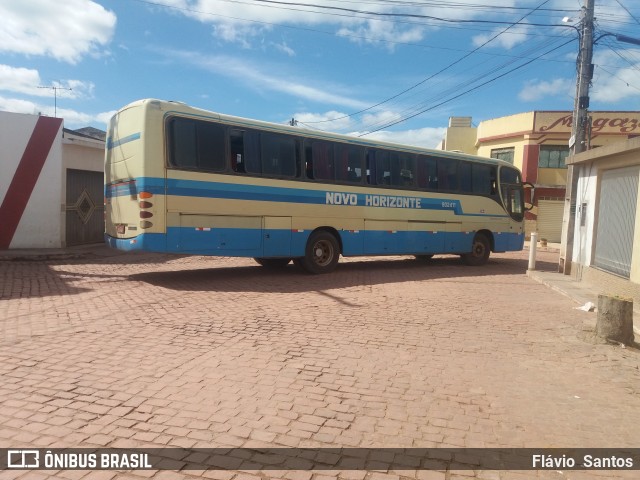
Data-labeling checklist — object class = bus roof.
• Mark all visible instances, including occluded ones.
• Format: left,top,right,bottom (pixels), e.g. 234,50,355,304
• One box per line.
120,98,517,170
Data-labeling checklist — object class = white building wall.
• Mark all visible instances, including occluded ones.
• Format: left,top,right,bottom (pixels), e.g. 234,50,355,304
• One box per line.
572,163,598,269
0,112,63,248
63,135,105,172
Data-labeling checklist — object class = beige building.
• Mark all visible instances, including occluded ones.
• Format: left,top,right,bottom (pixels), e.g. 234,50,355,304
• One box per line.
438,111,640,242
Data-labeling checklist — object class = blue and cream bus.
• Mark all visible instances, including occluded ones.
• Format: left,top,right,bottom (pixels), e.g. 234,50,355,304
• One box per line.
105,99,527,273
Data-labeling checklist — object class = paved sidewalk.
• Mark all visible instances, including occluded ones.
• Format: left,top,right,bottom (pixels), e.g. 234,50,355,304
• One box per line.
0,243,124,262
523,242,640,335
1,245,639,480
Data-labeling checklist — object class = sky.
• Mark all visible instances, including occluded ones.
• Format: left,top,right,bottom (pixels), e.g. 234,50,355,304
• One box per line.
0,0,639,147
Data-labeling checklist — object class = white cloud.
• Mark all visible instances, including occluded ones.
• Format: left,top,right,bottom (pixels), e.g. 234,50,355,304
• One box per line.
591,49,640,103
0,0,116,64
0,65,41,96
518,78,573,102
291,108,446,148
351,127,446,149
0,95,114,128
273,41,296,57
157,0,520,49
0,64,96,101
472,25,532,50
337,20,425,50
165,49,370,110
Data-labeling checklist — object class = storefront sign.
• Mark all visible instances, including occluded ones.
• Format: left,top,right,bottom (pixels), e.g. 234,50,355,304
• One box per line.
534,112,640,134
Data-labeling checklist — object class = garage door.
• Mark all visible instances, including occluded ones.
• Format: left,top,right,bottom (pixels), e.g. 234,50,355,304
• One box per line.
594,167,639,278
537,200,564,243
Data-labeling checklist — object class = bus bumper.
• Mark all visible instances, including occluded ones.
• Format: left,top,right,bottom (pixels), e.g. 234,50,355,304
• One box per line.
104,233,165,252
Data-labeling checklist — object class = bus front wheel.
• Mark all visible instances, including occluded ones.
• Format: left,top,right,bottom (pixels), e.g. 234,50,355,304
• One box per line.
297,231,340,274
462,233,490,266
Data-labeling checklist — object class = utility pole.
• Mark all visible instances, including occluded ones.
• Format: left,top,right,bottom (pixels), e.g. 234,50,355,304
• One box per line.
559,0,595,275
38,85,72,118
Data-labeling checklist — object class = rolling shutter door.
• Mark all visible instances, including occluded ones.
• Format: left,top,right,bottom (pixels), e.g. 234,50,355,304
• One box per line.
594,167,639,278
537,200,564,243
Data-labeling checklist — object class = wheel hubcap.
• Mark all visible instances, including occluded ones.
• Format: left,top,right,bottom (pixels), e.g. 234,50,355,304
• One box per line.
313,241,332,266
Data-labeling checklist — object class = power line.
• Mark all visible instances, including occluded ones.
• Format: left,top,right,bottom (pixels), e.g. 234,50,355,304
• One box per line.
136,0,574,33
613,0,640,26
303,0,556,126
597,65,640,93
358,36,576,135
602,39,640,73
234,0,572,28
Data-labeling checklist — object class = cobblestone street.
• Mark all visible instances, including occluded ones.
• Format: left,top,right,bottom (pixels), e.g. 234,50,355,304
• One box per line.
1,249,639,479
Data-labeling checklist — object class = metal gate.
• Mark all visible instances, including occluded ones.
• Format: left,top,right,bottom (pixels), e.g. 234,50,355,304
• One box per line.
537,200,564,243
594,166,640,278
65,169,104,246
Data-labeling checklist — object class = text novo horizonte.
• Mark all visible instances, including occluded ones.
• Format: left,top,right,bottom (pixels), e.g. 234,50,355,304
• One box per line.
325,192,422,209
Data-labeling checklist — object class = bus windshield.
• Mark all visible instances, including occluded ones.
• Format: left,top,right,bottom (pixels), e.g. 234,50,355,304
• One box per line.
499,167,525,222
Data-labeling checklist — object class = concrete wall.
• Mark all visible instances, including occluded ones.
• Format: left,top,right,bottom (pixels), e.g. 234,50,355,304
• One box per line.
0,112,64,248
0,112,106,249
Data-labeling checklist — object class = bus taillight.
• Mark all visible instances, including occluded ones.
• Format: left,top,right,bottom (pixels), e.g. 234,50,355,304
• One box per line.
140,221,153,229
139,192,153,199
140,211,153,219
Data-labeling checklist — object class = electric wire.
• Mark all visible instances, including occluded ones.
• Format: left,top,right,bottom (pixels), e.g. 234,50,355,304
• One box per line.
302,0,556,126
358,36,577,135
613,0,640,26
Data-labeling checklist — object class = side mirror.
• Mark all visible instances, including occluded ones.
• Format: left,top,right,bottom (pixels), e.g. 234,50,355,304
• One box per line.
523,182,535,211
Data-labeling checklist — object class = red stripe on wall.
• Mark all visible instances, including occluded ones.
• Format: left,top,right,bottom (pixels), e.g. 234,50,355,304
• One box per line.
0,116,63,249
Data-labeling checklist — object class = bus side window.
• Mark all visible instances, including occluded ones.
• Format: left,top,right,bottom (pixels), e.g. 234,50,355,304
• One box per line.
490,166,498,195
303,141,314,179
168,117,225,172
471,164,491,195
335,143,364,184
230,129,245,173
311,140,334,181
198,122,226,171
375,150,391,185
260,133,296,178
459,162,472,193
390,152,415,187
417,155,438,191
169,118,197,168
438,158,458,191
366,150,375,184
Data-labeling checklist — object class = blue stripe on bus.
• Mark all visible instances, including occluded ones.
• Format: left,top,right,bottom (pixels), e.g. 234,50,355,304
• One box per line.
106,132,141,150
105,177,165,197
106,176,509,218
106,229,524,257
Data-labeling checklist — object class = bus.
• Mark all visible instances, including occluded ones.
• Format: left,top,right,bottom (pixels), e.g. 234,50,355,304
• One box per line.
105,99,527,274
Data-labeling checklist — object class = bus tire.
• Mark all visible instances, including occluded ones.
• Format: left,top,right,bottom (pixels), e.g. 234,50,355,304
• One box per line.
298,231,340,274
254,258,291,268
462,233,491,266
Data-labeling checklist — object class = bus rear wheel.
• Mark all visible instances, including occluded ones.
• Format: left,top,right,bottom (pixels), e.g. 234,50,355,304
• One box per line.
462,233,491,266
297,231,340,274
254,258,291,268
